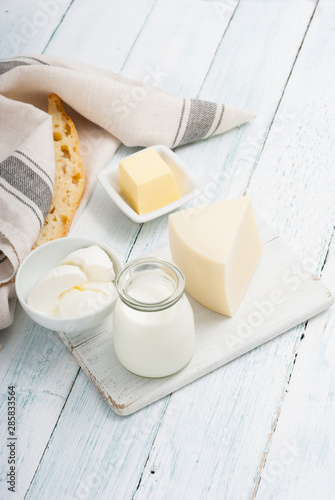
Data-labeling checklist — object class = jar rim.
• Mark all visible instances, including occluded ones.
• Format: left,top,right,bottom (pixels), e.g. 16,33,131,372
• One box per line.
116,257,185,312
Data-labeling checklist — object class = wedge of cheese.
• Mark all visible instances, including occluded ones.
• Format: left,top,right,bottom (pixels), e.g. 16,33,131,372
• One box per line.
119,148,180,215
168,196,262,316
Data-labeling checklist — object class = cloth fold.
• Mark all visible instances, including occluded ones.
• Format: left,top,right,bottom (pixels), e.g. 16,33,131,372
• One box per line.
0,55,256,329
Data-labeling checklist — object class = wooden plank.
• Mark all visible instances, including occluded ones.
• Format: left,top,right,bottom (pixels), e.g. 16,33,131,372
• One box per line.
0,306,78,499
0,0,72,58
43,0,157,71
247,1,335,265
247,0,335,495
24,371,167,500
255,232,335,499
119,0,239,96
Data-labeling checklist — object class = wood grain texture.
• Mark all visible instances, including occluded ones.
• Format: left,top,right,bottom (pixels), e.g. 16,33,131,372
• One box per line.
0,0,72,58
0,307,78,498
25,373,168,500
1,0,335,498
44,0,157,71
247,1,335,497
248,0,335,264
255,233,335,499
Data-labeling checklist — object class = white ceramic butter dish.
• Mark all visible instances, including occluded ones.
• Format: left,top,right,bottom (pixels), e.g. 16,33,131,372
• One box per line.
98,145,202,223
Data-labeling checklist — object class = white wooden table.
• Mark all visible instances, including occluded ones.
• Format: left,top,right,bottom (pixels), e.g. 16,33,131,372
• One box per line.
1,1,335,498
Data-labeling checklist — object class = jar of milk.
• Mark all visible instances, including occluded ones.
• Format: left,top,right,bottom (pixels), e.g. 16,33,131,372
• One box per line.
113,257,195,378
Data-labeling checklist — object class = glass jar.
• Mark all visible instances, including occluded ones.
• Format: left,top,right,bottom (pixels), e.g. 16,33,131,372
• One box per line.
113,257,195,378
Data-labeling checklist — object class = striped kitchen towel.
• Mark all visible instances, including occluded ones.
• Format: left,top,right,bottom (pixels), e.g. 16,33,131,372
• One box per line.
0,55,256,329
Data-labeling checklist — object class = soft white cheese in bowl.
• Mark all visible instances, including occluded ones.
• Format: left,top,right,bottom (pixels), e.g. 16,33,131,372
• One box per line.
15,237,123,333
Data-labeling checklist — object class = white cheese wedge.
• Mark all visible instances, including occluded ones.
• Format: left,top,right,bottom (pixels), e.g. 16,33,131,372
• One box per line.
61,245,115,282
76,280,117,298
168,196,262,317
57,288,114,318
27,265,87,314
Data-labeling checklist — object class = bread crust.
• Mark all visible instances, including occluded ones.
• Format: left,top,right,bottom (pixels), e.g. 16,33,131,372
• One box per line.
34,94,85,247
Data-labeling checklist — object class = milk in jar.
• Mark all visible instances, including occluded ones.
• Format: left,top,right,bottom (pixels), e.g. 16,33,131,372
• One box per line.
113,258,195,378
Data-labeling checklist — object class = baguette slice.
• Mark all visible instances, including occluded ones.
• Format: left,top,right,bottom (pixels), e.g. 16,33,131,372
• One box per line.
34,93,85,247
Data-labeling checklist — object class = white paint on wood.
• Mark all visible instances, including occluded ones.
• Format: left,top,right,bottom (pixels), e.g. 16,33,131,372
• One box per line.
1,0,335,498
44,0,157,72
0,306,78,498
25,370,168,500
0,0,72,58
255,233,335,500
248,0,335,266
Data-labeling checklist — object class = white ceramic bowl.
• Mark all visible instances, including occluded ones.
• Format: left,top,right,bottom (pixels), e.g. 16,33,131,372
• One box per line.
98,145,203,223
15,237,123,334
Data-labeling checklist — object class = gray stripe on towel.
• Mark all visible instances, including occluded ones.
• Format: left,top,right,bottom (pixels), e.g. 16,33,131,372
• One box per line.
171,99,186,148
0,182,43,228
211,104,225,137
20,56,49,65
178,99,217,146
0,248,8,264
16,150,54,186
0,156,52,218
0,60,30,75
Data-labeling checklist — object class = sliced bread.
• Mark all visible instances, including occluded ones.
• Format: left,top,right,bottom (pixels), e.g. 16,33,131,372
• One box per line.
34,93,85,247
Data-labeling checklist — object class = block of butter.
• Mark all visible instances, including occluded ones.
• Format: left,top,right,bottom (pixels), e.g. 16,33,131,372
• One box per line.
119,148,181,215
169,196,262,317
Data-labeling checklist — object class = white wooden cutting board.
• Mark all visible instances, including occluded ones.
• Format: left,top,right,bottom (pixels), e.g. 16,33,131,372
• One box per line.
57,216,333,415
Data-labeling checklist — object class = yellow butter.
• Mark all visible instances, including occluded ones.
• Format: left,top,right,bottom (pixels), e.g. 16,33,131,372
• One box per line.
119,148,181,215
168,196,262,317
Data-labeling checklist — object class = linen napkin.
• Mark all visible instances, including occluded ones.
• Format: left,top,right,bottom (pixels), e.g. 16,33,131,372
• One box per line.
0,55,256,330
